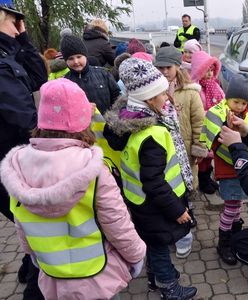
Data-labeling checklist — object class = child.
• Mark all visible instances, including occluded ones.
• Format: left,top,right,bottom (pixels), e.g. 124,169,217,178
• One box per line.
60,34,120,115
200,73,248,265
0,78,146,300
154,45,207,229
104,58,197,299
191,50,225,194
181,39,202,72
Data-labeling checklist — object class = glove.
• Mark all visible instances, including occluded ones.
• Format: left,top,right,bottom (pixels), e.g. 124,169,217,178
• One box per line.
130,259,144,278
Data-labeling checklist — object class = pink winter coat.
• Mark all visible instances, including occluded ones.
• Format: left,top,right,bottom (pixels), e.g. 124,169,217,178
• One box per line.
190,51,225,110
0,138,146,300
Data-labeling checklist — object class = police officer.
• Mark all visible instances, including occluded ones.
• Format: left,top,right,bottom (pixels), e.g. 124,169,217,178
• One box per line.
174,14,200,52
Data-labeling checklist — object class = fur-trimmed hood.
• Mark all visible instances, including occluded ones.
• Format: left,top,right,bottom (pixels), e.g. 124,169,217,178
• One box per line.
0,139,103,218
190,50,221,82
104,96,157,136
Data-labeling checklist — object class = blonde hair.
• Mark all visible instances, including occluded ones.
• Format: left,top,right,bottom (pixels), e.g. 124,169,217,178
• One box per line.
0,10,7,24
89,18,108,34
176,68,192,90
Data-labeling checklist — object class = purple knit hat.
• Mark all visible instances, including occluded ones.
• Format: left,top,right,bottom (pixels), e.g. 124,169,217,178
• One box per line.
127,38,146,55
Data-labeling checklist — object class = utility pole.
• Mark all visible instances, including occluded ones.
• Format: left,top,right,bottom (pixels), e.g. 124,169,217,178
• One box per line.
164,0,168,30
204,0,210,54
132,3,136,32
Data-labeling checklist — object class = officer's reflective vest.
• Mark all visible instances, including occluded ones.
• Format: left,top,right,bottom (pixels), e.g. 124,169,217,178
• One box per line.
91,108,121,170
200,99,248,165
120,126,186,205
10,180,106,279
177,25,196,52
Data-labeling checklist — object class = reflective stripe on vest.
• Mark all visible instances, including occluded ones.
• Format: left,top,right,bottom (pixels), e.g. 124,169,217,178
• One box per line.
200,99,248,165
91,108,121,169
120,126,186,205
177,25,196,52
10,180,106,279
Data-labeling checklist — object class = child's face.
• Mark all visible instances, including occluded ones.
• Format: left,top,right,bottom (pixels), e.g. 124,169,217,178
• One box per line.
203,65,214,80
157,65,179,82
183,50,193,63
146,90,168,113
227,98,248,115
66,54,87,72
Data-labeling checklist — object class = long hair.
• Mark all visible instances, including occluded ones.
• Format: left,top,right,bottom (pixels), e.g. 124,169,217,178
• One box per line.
176,67,192,90
32,127,96,146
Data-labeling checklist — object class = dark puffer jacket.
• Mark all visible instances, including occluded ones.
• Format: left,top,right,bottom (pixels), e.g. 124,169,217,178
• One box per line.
65,63,120,114
103,98,190,246
83,28,115,67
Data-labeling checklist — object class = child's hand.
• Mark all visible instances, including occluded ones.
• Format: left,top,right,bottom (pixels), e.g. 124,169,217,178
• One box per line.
177,209,191,224
226,109,234,129
90,103,96,116
15,20,26,34
218,126,242,146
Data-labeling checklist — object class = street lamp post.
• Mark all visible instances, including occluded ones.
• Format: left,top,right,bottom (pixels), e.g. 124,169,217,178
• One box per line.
164,0,168,30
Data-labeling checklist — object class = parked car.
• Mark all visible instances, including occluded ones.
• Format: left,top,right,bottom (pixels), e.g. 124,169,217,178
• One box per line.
226,26,240,40
208,27,215,34
219,27,248,93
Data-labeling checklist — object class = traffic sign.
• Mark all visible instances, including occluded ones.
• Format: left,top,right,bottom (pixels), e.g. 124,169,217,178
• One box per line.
183,0,204,7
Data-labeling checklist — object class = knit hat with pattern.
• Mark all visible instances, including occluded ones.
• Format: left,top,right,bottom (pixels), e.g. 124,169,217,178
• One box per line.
119,58,168,105
38,78,92,133
60,35,88,61
226,73,248,101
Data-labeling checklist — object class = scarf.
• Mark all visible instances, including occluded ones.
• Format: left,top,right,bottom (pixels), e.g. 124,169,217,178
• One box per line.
127,102,193,191
199,78,224,111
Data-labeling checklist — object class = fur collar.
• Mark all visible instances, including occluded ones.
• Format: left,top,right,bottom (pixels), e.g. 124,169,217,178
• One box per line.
176,82,201,93
104,96,157,136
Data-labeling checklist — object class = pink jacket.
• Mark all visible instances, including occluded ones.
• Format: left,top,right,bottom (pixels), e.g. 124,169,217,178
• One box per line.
0,138,146,300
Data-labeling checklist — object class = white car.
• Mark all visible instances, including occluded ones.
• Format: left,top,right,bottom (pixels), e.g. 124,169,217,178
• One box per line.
208,27,215,34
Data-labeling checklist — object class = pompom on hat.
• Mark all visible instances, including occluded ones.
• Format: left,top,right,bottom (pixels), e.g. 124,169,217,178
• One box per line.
0,0,24,19
60,35,88,61
38,78,92,133
226,73,248,101
119,58,168,104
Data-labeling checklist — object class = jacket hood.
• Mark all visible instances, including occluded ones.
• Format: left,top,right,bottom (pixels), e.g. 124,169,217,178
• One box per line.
190,50,221,82
0,139,103,218
83,28,108,41
50,58,67,73
104,97,157,136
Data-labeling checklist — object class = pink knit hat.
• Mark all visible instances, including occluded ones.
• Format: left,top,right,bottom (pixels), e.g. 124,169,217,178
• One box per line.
38,78,92,133
132,52,153,62
184,39,202,53
190,50,221,82
127,38,146,55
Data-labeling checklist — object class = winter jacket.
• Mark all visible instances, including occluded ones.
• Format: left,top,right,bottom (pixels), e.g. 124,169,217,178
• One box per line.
83,28,115,67
174,83,207,189
229,141,248,195
65,63,120,114
0,31,47,129
104,98,190,246
0,138,146,300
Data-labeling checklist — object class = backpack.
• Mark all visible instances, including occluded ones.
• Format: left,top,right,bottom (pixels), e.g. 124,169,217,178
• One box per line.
231,228,248,264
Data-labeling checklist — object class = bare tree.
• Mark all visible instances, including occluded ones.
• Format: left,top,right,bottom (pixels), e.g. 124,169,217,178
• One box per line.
243,0,248,25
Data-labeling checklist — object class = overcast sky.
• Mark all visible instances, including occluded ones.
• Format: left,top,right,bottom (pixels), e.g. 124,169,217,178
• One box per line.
114,0,243,24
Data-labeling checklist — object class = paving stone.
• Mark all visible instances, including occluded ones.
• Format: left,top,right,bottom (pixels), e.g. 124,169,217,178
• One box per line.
206,260,220,269
0,252,17,264
193,283,213,298
6,295,22,300
227,277,248,294
132,293,148,299
191,274,205,284
119,293,131,300
1,273,17,282
196,229,215,241
212,295,235,300
212,283,228,294
227,269,243,279
0,282,18,298
187,252,199,261
236,295,248,300
128,278,147,294
3,245,19,252
200,248,219,261
205,269,228,284
184,260,205,274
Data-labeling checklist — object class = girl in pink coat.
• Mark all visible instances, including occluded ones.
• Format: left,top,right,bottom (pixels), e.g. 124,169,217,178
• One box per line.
0,78,146,300
191,50,225,194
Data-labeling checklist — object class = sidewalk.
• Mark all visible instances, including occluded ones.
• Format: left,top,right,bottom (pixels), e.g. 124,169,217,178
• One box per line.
1,191,248,299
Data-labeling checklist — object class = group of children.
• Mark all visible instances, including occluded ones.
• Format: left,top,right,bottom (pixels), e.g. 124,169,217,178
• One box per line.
2,28,248,300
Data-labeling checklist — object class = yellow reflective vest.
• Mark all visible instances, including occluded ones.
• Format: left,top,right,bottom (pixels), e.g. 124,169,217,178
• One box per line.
177,25,196,52
200,99,248,165
91,108,121,170
10,180,107,279
120,125,186,205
